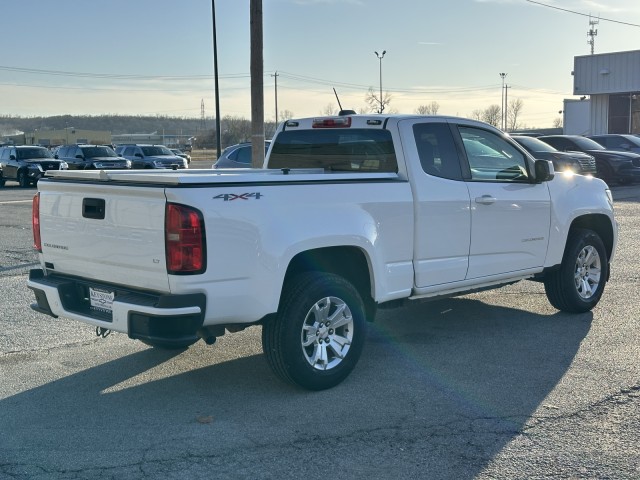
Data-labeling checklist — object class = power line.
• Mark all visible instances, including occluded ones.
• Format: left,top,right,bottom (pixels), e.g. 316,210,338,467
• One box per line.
0,65,250,81
525,0,640,27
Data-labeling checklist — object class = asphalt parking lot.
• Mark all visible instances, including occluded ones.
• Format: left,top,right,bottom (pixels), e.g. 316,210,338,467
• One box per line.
0,178,639,479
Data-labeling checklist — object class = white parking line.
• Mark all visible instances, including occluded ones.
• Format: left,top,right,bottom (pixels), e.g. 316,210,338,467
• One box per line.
0,200,33,205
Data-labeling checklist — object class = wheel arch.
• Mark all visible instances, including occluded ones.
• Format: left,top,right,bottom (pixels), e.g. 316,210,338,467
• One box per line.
283,246,376,321
569,213,615,261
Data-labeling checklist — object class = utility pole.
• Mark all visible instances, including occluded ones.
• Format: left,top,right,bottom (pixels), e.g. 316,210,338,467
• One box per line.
250,0,265,168
272,71,279,126
211,0,222,158
587,15,599,55
200,99,205,132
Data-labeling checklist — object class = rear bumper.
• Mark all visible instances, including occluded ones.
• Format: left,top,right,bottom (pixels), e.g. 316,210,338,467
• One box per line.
27,269,206,345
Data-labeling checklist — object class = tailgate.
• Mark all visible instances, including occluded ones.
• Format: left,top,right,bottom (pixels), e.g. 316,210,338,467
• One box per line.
37,181,170,292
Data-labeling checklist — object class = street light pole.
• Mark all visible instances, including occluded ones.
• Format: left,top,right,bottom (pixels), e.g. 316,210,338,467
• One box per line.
374,50,386,114
499,72,507,130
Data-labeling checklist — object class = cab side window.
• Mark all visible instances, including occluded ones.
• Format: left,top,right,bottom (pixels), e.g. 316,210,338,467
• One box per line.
412,122,463,180
459,126,529,182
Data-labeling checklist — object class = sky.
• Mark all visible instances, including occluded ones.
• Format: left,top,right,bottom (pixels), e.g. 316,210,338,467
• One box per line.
2,0,640,128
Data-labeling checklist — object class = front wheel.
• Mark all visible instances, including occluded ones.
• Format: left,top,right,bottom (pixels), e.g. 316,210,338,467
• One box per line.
262,272,367,390
18,170,30,188
544,228,609,313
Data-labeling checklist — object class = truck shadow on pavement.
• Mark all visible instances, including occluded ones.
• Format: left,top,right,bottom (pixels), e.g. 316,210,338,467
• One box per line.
0,296,592,479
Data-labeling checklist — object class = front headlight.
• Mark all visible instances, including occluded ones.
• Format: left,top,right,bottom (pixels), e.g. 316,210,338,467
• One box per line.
153,160,165,167
93,162,105,169
60,161,69,170
125,159,132,168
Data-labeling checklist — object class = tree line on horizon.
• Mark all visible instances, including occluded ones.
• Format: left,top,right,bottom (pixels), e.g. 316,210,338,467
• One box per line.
0,96,561,150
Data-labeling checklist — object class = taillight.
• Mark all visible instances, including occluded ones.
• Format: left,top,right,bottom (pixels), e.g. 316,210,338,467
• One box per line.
165,203,206,274
32,193,42,252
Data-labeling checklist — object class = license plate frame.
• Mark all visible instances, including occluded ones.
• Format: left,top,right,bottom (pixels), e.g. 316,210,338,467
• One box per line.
89,287,114,314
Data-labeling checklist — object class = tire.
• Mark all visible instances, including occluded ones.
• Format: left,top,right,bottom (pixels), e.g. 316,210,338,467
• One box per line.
139,337,198,350
262,272,367,390
544,228,609,313
18,170,30,188
596,162,613,185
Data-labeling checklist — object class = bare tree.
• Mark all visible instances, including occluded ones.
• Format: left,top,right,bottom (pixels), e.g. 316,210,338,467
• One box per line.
365,87,392,114
220,115,251,147
482,105,501,127
470,109,483,121
415,101,440,115
507,98,524,131
279,110,295,121
322,104,339,116
553,117,563,128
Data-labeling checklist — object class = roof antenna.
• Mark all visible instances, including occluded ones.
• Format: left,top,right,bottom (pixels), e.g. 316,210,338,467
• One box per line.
333,88,356,116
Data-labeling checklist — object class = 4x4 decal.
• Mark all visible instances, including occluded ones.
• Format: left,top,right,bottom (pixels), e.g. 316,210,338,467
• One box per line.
213,192,263,201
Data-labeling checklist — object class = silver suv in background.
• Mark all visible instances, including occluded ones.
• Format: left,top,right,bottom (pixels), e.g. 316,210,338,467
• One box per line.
212,141,270,169
116,144,188,169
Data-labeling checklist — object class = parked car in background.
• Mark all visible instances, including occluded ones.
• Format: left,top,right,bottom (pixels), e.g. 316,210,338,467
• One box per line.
117,144,188,169
212,141,271,169
538,135,640,184
0,145,67,187
55,144,131,170
170,148,191,164
587,134,640,154
511,135,596,175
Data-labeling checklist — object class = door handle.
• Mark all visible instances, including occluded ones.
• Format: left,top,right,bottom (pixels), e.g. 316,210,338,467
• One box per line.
475,195,496,205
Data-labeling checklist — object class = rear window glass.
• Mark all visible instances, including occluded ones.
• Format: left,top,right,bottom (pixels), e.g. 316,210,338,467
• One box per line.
268,128,397,173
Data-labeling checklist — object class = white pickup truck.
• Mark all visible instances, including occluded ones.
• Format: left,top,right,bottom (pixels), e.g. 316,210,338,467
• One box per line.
28,114,617,390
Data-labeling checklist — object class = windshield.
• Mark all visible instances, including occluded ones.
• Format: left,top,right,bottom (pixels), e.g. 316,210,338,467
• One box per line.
571,137,605,150
514,136,557,153
16,148,53,159
141,146,173,156
81,146,118,158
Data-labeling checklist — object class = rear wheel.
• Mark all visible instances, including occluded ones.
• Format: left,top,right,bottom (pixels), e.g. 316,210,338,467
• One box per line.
262,272,367,390
544,228,608,313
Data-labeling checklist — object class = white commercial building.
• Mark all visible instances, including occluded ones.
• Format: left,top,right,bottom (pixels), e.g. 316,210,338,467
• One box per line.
572,49,640,135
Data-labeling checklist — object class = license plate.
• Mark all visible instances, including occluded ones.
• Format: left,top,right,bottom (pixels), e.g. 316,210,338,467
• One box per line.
89,287,114,313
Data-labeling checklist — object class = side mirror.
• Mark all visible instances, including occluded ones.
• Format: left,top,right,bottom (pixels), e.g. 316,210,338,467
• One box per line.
54,154,59,159
75,155,84,159
534,159,554,183
9,155,16,160
134,153,143,158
